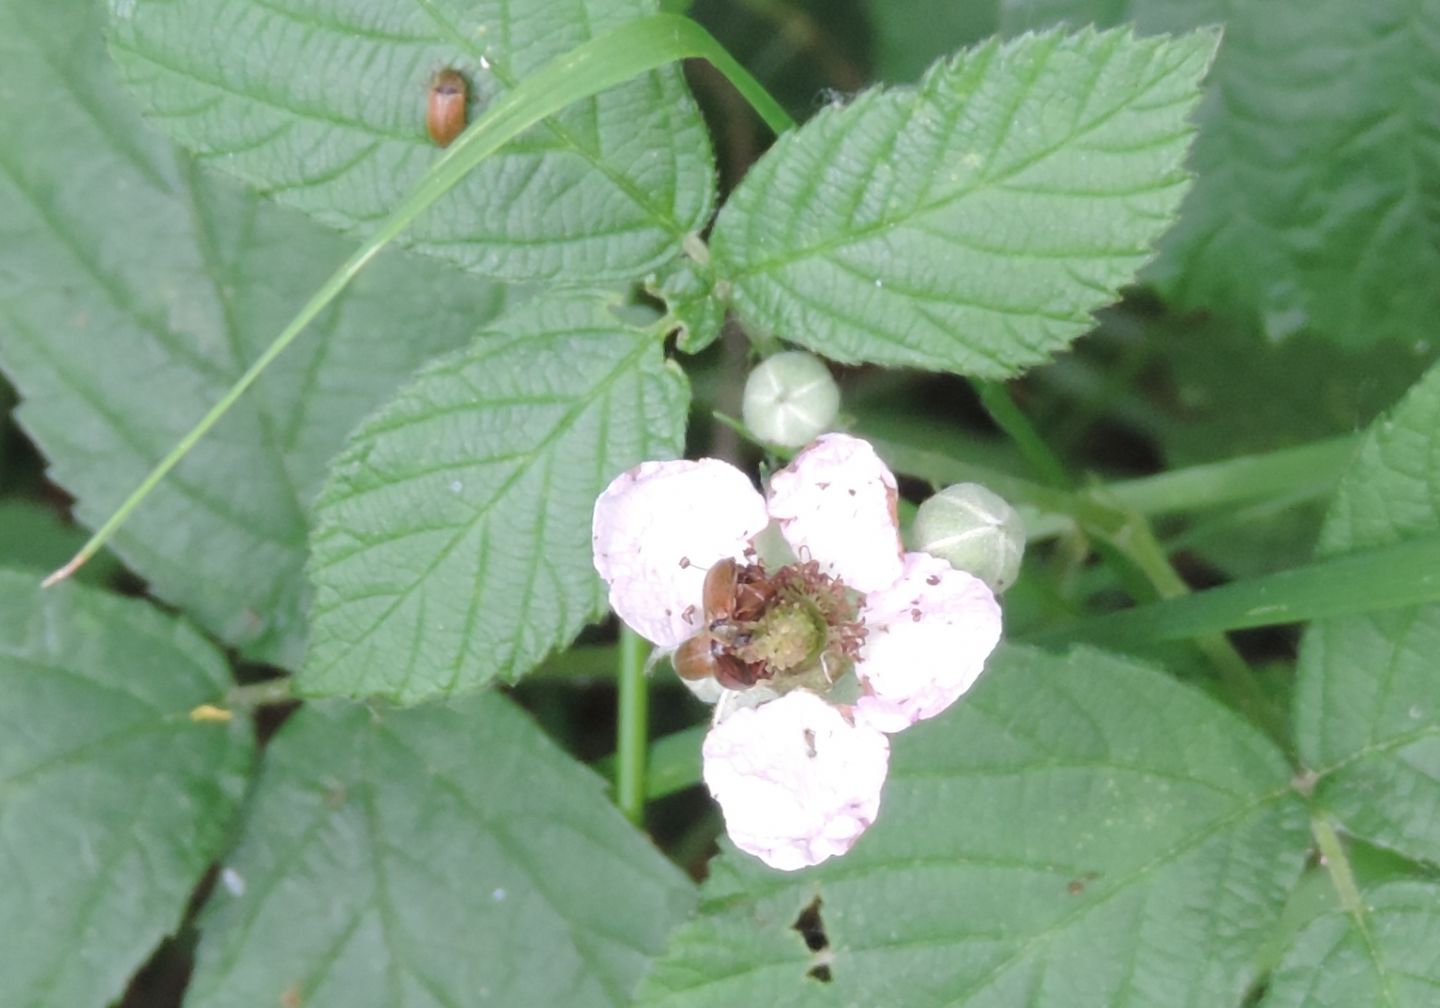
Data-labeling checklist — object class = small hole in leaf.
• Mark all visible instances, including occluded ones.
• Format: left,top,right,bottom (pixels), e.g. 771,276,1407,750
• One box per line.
792,896,834,982
792,896,828,951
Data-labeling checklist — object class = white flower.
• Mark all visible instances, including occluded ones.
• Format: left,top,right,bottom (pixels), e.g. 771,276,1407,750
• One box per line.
702,691,889,870
592,433,1004,869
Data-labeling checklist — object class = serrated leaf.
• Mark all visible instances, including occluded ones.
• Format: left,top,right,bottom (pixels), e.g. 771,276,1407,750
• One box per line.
0,569,252,1008
107,0,715,283
638,645,1307,1008
1002,0,1440,348
0,0,510,667
710,28,1215,378
304,290,688,703
1260,881,1440,1007
1295,362,1440,865
185,694,694,1008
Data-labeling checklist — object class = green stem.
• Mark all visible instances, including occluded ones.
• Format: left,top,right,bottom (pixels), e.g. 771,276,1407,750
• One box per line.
43,14,791,586
615,627,650,826
973,380,1072,488
963,384,1278,735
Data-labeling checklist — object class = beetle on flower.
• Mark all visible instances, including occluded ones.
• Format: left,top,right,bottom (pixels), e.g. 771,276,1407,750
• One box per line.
592,434,1002,870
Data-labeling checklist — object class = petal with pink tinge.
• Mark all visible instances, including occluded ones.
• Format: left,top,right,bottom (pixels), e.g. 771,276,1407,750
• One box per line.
702,690,890,871
766,433,903,593
854,552,1002,733
592,459,768,647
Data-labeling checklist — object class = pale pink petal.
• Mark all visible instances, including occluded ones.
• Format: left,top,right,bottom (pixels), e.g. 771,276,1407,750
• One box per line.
702,690,890,871
592,459,768,647
853,552,1002,733
765,433,903,592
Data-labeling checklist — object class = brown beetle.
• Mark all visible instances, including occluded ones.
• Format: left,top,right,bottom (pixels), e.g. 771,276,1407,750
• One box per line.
673,559,776,688
426,68,467,147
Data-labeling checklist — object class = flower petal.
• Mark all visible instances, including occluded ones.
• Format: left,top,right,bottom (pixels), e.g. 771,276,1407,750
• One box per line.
593,459,768,647
765,433,903,592
853,552,1002,733
702,690,890,871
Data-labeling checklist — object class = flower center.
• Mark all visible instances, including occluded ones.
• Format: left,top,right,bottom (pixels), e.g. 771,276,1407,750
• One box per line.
704,559,866,692
735,599,825,673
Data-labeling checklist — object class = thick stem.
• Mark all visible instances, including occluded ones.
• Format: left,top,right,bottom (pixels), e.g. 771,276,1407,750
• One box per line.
973,380,1072,489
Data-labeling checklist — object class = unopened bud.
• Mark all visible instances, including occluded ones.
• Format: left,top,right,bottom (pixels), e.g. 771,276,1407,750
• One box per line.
742,351,840,448
912,483,1025,592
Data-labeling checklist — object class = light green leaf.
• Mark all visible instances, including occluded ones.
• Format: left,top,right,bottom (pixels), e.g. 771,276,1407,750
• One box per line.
107,0,715,283
1295,362,1440,864
710,28,1215,378
0,0,510,667
1003,0,1440,349
304,290,689,703
185,694,695,1008
638,645,1307,1007
0,570,252,1008
1260,881,1440,1007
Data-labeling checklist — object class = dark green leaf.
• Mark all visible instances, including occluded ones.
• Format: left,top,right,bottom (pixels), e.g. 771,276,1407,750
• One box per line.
185,694,695,1008
639,645,1307,1007
1260,881,1440,1007
0,570,252,1008
0,502,120,586
1296,362,1440,864
866,0,1000,82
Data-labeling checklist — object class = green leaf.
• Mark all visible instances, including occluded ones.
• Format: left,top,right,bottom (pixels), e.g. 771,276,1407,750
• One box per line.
1295,362,1440,864
0,0,511,666
710,28,1216,378
1003,0,1440,349
107,0,715,283
304,290,689,703
0,570,252,1008
638,645,1308,1007
1260,881,1440,1007
185,694,695,1008
0,502,121,587
650,252,727,354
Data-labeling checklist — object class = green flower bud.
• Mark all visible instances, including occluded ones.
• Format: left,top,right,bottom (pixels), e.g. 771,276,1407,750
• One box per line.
742,351,840,448
912,483,1025,592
